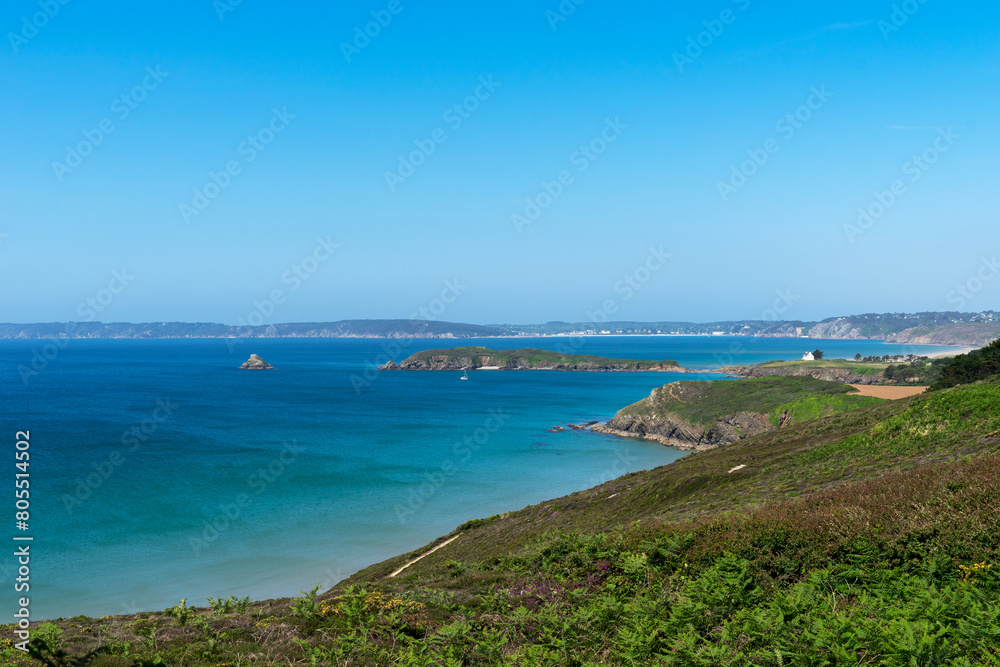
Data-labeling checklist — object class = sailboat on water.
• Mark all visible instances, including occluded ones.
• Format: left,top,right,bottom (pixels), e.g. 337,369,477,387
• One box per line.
460,369,469,380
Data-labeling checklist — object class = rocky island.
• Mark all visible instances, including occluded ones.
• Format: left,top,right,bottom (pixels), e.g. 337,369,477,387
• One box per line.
593,376,885,450
377,346,685,372
239,353,274,370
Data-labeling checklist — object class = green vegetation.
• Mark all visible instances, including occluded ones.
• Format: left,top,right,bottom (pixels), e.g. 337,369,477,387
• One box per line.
751,357,951,385
406,346,679,369
619,376,879,429
757,358,891,376
931,339,1000,390
884,358,950,385
764,392,884,426
8,379,1000,665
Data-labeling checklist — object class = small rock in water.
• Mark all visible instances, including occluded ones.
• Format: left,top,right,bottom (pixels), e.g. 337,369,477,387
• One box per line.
240,353,274,370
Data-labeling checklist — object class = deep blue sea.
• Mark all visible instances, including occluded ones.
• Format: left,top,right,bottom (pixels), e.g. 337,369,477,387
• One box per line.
0,336,958,619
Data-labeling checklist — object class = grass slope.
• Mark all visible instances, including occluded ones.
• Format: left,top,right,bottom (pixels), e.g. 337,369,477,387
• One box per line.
756,359,891,375
617,377,883,429
9,380,1000,665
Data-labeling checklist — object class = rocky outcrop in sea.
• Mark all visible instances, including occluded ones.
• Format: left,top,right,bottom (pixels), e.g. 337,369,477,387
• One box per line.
239,354,274,370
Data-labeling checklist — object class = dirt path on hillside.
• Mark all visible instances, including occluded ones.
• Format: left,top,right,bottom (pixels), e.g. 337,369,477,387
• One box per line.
389,534,461,577
849,385,928,399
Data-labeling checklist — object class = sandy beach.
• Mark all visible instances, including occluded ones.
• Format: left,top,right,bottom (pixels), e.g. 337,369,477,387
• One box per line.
924,346,977,359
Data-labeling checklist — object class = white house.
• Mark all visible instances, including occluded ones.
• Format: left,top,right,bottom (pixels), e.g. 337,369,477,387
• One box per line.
802,351,815,361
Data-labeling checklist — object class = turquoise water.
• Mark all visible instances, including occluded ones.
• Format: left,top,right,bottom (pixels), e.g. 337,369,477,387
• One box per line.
0,336,956,619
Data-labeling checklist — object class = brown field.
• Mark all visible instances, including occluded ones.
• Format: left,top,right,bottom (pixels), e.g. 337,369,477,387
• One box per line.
849,384,928,399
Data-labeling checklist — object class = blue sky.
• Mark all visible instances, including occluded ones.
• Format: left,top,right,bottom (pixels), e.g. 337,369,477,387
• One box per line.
1,0,998,325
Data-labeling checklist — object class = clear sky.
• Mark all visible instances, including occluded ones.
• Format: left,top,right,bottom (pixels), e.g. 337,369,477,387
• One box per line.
1,0,998,325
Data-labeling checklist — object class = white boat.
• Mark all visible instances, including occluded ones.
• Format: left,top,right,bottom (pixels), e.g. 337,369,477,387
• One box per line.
460,369,469,380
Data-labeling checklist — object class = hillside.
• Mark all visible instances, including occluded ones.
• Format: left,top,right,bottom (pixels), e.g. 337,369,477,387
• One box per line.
806,311,998,341
593,377,884,449
885,322,1000,347
11,378,1000,665
380,347,682,372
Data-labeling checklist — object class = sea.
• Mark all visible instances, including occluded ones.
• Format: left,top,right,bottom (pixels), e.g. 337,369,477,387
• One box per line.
0,335,959,620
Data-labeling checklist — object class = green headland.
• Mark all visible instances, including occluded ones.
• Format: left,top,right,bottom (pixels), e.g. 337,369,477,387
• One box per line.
379,346,683,372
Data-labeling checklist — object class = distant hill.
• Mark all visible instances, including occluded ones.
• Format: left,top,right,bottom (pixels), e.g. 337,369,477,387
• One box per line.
0,320,512,340
1,312,997,346
809,312,1000,342
497,311,1000,344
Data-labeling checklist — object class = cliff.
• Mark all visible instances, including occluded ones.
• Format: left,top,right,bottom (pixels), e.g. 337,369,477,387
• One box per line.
885,323,1000,347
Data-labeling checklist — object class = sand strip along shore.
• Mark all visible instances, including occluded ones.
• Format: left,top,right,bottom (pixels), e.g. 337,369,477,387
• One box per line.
850,385,928,399
925,346,977,359
389,534,461,577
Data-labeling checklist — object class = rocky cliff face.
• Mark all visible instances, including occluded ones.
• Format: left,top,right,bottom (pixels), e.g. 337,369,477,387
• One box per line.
592,384,776,451
807,319,866,339
885,324,999,348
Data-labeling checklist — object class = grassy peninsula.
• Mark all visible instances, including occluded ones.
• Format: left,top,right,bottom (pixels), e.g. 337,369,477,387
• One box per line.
382,346,682,372
617,376,881,429
593,377,885,450
9,355,1000,665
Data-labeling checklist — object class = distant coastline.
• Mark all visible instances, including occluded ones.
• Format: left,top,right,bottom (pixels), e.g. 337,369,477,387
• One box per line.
1,313,997,348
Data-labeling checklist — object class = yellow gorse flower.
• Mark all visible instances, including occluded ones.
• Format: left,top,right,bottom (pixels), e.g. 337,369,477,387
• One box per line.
320,591,425,616
959,561,993,580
